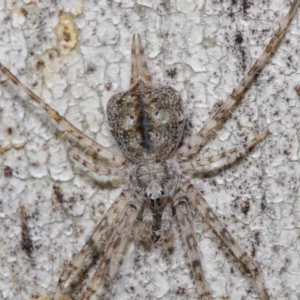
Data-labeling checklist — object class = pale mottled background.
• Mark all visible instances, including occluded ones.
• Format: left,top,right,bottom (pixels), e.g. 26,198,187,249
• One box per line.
0,0,300,299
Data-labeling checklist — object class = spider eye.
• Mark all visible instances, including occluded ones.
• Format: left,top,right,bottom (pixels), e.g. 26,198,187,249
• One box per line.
160,190,165,196
145,192,154,199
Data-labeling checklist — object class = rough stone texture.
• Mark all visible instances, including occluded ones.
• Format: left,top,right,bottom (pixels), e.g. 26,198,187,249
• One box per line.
0,1,300,299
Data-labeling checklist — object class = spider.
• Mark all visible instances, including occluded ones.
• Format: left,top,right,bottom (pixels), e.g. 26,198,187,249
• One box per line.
0,1,299,299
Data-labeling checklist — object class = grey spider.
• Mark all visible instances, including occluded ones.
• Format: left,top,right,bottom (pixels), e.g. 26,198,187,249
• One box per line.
0,1,299,299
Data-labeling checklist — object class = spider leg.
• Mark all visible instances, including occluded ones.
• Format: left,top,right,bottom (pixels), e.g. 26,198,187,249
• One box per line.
80,198,141,300
130,33,153,86
182,182,270,300
134,205,153,249
180,131,268,174
57,131,126,177
0,63,125,167
53,190,130,300
161,203,174,252
174,193,212,300
178,0,300,160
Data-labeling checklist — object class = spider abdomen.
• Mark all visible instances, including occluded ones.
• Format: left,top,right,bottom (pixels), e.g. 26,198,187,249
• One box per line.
107,79,185,162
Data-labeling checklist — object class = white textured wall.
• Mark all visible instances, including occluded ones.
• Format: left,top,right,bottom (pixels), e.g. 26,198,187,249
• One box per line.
0,1,300,299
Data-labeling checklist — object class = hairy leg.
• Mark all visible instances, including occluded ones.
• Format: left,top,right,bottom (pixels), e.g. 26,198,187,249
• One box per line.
134,205,153,249
53,190,130,300
130,33,153,86
180,131,268,174
58,131,126,177
182,181,269,299
174,193,212,300
81,198,141,300
160,203,174,252
0,63,125,167
178,0,300,160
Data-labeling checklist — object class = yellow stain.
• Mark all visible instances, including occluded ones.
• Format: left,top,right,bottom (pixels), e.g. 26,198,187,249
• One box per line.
55,13,78,52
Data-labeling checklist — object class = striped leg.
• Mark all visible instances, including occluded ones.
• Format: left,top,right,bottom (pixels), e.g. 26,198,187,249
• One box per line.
0,63,125,167
181,131,268,174
80,199,141,300
182,182,270,300
130,33,153,86
174,193,212,300
161,203,174,252
57,131,126,177
178,0,300,160
53,190,130,300
134,205,153,249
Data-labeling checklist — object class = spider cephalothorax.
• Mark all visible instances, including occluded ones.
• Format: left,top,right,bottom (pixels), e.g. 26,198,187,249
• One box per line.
129,160,180,209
